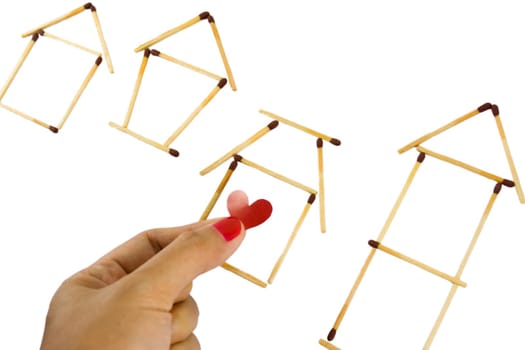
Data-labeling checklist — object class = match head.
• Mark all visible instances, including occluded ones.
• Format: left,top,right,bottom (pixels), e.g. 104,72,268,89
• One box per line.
199,11,210,20
84,2,96,11
95,56,103,66
208,15,216,23
502,179,516,188
308,193,317,204
49,126,59,133
368,240,380,249
218,78,228,89
229,160,238,171
491,104,500,117
329,138,342,146
477,102,492,113
327,328,337,341
267,120,279,130
150,49,161,57
317,138,323,148
31,32,40,41
144,48,151,57
169,148,180,157
494,182,503,194
233,154,243,162
417,152,426,163
38,30,45,36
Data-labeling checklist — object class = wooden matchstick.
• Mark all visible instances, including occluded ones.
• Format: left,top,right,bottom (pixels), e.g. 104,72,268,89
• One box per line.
207,16,237,91
151,49,222,81
21,3,90,38
221,262,267,288
259,109,341,146
319,339,341,350
491,105,525,203
398,102,493,154
56,56,102,130
89,5,114,73
199,121,279,176
327,153,426,341
200,160,238,221
41,31,101,56
268,194,316,284
163,78,227,147
234,155,317,194
109,122,179,157
317,138,327,233
134,12,210,52
368,240,467,287
416,146,515,187
0,102,54,131
0,34,40,101
122,49,151,128
423,183,502,349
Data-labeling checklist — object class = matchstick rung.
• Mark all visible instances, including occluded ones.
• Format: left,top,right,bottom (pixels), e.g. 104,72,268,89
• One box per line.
108,122,179,157
319,339,341,350
221,262,267,288
368,240,467,287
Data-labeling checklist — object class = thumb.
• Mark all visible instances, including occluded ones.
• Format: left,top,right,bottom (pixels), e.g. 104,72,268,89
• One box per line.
125,217,245,305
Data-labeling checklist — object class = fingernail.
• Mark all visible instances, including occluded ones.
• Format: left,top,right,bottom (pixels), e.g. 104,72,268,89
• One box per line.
212,217,242,241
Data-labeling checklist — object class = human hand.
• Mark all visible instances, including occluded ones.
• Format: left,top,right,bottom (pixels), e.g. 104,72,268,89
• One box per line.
40,216,245,350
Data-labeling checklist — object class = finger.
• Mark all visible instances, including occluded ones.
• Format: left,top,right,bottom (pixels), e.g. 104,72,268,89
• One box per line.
175,282,192,304
171,296,199,344
127,217,245,307
170,333,200,350
76,221,215,286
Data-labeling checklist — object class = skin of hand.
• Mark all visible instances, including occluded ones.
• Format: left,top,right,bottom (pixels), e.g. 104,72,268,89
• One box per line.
40,217,245,350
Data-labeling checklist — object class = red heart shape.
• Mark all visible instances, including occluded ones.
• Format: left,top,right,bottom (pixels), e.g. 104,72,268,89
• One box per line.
227,190,272,229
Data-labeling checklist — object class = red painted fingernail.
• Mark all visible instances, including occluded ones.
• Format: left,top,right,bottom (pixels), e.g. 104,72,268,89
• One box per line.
212,217,242,241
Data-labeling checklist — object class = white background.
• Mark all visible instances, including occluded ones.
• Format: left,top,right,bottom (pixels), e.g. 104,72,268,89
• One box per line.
1,1,524,349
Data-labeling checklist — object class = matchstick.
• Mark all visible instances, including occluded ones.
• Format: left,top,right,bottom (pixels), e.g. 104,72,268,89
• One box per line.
151,49,222,81
491,105,525,203
200,160,238,221
319,339,341,350
398,102,493,154
56,56,102,130
221,262,267,288
0,33,40,101
259,109,341,146
368,240,467,287
123,49,151,128
135,12,210,52
89,5,114,73
207,16,237,91
267,194,316,284
21,3,90,38
0,102,54,131
234,155,317,194
317,138,327,233
109,122,179,157
416,146,515,187
199,121,279,176
163,78,227,147
327,152,426,341
41,31,101,56
423,183,502,349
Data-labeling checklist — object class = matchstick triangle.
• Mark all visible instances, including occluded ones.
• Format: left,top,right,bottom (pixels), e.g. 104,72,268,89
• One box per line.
398,102,524,204
21,2,114,73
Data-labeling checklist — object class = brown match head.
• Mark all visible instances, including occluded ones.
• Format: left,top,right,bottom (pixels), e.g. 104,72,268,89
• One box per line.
95,56,103,66
199,11,210,20
477,102,492,113
208,15,216,23
144,48,151,57
49,126,59,133
329,138,342,146
327,328,337,341
417,152,426,163
169,148,180,157
218,78,228,89
317,138,323,148
233,154,243,162
491,104,500,117
150,49,161,57
38,30,45,36
368,240,380,249
308,193,316,204
229,160,238,171
494,182,503,194
84,2,96,11
267,120,279,130
502,179,515,188
31,33,40,41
